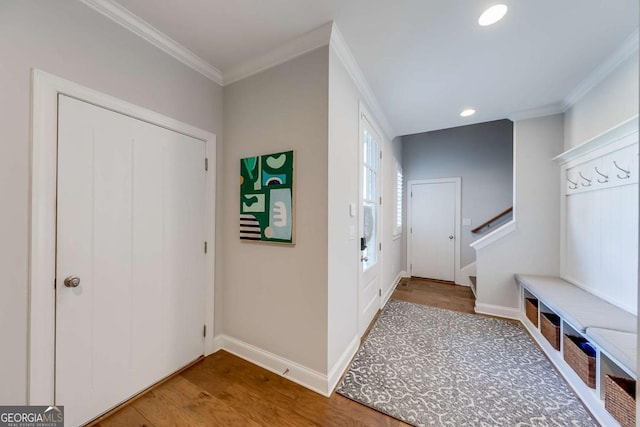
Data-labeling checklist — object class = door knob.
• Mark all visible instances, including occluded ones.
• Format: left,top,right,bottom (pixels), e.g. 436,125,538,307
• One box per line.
64,276,81,288
449,235,454,240
361,255,369,262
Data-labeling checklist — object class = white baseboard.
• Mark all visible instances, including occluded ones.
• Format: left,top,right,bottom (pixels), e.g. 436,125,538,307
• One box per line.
382,271,404,306
214,334,330,396
474,302,521,320
327,335,359,394
400,270,409,278
213,334,225,353
458,262,476,287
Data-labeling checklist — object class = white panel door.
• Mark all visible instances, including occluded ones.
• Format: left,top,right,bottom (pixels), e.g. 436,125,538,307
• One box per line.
410,182,456,281
56,95,206,426
359,119,381,337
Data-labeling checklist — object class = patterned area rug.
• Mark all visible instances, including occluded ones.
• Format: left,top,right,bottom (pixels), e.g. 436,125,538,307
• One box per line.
337,300,597,426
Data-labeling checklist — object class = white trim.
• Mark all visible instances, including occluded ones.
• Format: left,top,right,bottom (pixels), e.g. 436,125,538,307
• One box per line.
330,24,395,140
28,69,217,405
80,0,223,85
474,303,521,320
508,103,565,122
212,335,225,353
216,335,330,396
223,23,333,85
358,102,385,337
563,30,639,110
406,178,462,284
327,335,359,395
507,31,638,123
469,220,516,251
382,271,404,307
458,262,477,287
553,115,639,164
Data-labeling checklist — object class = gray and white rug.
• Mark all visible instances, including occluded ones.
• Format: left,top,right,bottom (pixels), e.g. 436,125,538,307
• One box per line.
337,300,597,426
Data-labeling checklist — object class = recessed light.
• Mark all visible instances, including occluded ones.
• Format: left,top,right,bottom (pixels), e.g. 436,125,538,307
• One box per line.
478,4,508,26
460,109,476,117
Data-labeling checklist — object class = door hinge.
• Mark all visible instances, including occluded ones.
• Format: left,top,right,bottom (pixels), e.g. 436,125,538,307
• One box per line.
379,196,382,205
379,151,382,159
54,278,57,289
203,324,207,337
205,157,209,171
379,289,382,297
410,227,412,234
411,191,413,197
379,242,382,251
410,264,413,272
204,241,208,253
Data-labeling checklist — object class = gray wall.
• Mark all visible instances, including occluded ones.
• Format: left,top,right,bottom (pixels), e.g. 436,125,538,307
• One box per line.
402,119,513,269
222,47,329,373
0,1,223,404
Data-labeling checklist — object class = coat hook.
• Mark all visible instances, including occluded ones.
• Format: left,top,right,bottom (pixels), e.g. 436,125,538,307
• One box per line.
594,166,608,183
578,172,592,187
613,161,630,179
567,176,578,190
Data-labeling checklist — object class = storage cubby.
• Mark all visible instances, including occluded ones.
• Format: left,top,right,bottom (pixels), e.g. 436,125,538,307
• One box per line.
523,291,539,327
516,274,638,425
563,334,596,388
604,375,636,427
539,310,560,351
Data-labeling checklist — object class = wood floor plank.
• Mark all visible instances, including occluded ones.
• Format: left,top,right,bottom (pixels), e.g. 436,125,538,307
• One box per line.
134,376,262,427
95,404,152,427
98,278,475,426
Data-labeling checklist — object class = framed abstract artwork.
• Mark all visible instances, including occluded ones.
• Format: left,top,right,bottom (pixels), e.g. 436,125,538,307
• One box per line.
240,150,295,244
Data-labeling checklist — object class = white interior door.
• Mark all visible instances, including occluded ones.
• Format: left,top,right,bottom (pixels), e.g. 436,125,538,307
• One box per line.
56,95,206,426
410,182,456,281
359,118,381,337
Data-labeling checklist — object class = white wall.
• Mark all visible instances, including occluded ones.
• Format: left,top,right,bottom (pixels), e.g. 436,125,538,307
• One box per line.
0,1,223,405
475,115,563,313
565,54,639,149
327,47,360,372
327,46,402,374
222,47,329,374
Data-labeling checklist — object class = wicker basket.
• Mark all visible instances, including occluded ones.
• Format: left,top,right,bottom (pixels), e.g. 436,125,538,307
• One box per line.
540,312,560,350
525,298,538,327
563,335,596,388
605,375,636,427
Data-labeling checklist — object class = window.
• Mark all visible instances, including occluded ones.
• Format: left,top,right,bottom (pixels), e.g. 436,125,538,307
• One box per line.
395,162,403,235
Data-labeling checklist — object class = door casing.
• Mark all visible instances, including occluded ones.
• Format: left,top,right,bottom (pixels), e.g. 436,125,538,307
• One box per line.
358,103,384,337
28,69,217,405
406,177,461,284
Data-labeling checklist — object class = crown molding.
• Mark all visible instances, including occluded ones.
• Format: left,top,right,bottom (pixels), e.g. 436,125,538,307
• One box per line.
508,102,565,122
563,29,639,110
329,24,396,139
80,0,223,85
222,23,333,85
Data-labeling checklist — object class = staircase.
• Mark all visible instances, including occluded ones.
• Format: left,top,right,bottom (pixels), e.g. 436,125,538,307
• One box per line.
469,276,477,297
471,207,513,235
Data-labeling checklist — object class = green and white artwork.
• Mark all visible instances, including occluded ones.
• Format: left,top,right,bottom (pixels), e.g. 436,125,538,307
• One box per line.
240,150,295,244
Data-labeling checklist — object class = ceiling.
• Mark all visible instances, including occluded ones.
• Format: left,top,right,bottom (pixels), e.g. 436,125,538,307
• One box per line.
112,0,638,137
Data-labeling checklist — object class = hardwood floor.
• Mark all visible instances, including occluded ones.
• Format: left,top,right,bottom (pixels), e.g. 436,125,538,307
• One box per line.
392,276,476,314
95,278,475,427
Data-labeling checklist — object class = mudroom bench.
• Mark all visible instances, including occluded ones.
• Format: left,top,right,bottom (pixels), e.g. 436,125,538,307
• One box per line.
515,274,637,427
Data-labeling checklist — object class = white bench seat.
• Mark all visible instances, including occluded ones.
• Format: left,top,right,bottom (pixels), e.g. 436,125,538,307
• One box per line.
515,274,637,334
586,327,637,376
